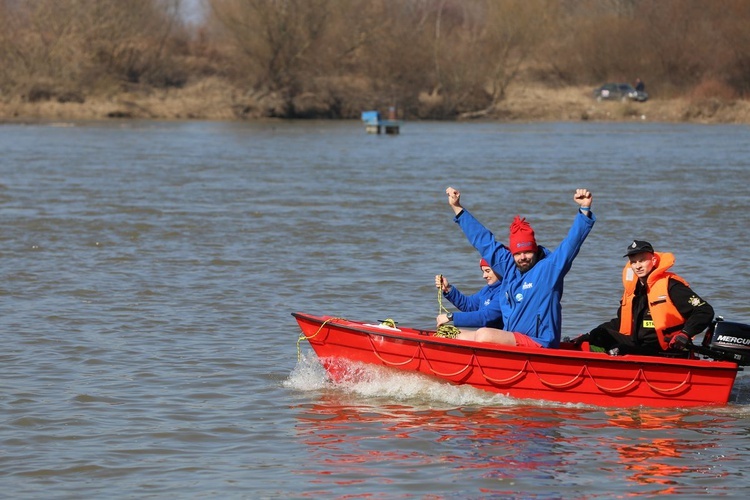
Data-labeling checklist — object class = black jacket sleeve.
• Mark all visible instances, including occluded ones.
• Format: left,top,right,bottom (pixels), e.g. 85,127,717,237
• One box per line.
667,279,714,336
588,306,622,347
591,313,621,336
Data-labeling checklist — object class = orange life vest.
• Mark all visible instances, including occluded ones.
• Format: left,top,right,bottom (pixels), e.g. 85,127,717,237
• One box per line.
618,252,689,350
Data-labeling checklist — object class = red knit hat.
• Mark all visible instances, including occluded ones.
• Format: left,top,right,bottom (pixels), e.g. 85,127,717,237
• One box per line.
509,215,538,254
479,258,490,268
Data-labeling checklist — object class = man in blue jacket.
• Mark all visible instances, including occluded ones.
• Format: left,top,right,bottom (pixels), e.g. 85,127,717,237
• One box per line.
437,187,595,348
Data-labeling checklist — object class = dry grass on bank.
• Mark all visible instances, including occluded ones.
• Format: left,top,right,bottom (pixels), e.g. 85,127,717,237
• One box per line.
489,84,750,124
2,79,750,124
0,78,247,122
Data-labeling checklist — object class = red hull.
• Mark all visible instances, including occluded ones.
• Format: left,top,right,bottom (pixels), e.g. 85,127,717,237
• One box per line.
293,312,740,408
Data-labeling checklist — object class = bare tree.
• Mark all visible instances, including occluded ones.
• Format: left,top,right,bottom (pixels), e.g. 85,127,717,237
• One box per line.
0,0,187,97
3,0,749,118
208,0,333,95
78,0,187,87
410,0,551,117
483,0,551,106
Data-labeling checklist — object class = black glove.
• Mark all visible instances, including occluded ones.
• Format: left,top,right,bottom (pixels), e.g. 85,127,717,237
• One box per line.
668,331,691,350
563,333,589,346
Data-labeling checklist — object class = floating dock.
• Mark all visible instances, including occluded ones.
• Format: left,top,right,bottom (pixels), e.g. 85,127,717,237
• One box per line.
361,109,402,135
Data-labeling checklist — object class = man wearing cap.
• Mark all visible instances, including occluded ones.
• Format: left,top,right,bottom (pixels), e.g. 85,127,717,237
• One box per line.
437,187,595,348
435,258,505,329
584,240,714,355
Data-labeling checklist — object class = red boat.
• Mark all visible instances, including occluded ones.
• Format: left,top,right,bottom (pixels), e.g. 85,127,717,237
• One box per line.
293,312,750,408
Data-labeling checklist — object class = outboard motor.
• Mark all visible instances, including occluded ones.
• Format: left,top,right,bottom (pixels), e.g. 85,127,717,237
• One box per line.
701,318,750,365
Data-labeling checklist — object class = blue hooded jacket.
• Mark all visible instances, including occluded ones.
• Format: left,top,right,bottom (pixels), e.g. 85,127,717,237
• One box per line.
448,247,551,330
445,281,505,329
455,210,595,347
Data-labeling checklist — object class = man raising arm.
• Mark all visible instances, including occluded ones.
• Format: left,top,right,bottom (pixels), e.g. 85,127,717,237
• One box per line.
438,187,595,348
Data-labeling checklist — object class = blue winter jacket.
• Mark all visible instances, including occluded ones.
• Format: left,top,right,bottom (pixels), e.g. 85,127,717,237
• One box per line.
454,209,595,348
445,281,505,329
449,247,551,331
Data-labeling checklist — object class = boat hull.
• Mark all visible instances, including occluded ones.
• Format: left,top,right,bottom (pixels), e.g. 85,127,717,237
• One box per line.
293,312,740,408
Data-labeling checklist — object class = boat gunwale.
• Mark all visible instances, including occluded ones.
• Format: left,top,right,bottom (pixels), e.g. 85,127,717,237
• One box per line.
292,312,741,372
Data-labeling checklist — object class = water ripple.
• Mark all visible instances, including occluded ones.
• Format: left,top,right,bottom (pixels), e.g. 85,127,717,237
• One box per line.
1,120,750,498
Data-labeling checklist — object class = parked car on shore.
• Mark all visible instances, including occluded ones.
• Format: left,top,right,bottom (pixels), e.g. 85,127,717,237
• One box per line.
593,83,648,102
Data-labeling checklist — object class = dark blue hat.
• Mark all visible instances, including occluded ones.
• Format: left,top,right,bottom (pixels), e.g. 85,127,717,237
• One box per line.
623,240,654,257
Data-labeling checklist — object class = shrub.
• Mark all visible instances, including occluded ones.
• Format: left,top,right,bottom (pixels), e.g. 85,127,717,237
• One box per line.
689,79,737,102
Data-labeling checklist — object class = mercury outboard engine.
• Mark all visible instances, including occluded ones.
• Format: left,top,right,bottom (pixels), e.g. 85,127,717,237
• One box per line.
699,317,750,365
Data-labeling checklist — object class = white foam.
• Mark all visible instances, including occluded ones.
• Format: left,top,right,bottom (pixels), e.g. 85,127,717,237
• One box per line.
284,351,332,391
285,353,544,408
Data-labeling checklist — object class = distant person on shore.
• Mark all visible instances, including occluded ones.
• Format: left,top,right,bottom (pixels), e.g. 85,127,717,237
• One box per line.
578,240,714,356
634,78,645,92
436,187,595,348
435,258,505,330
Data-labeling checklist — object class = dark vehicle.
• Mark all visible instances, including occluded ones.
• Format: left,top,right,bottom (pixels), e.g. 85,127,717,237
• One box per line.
593,83,648,102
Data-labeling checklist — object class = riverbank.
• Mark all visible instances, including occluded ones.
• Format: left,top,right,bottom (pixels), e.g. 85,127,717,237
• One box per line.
2,78,749,124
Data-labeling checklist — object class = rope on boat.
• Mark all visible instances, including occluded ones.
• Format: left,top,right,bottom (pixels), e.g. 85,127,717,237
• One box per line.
297,317,344,362
363,330,695,395
435,325,460,338
379,318,397,328
368,335,420,366
435,277,461,339
295,316,696,398
473,356,693,395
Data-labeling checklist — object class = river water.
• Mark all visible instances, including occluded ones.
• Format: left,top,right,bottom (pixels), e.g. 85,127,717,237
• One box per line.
1,119,749,498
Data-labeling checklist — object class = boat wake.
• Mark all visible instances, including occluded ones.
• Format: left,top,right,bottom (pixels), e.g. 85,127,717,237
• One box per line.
285,351,576,409
286,351,750,413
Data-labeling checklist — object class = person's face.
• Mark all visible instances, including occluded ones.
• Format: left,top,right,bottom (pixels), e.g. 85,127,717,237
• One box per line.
628,252,656,280
481,266,500,285
513,251,537,273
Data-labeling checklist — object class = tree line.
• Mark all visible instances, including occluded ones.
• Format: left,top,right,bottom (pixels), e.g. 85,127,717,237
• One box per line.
1,0,748,119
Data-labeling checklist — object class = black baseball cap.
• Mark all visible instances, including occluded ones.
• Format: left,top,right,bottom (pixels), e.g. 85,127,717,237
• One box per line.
623,240,654,257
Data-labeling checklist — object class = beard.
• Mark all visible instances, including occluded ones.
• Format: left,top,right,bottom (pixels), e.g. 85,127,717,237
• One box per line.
515,259,534,273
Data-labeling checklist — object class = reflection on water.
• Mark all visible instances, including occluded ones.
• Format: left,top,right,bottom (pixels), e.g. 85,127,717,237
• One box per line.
600,411,706,491
294,398,565,496
293,398,743,497
288,354,749,497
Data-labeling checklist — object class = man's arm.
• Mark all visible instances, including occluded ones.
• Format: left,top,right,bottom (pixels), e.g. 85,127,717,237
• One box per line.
445,285,482,312
668,279,715,336
445,186,514,276
453,293,504,328
545,192,596,273
454,210,516,278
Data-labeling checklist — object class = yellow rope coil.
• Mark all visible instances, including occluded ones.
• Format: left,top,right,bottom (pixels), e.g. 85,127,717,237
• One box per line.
435,325,460,338
435,278,460,339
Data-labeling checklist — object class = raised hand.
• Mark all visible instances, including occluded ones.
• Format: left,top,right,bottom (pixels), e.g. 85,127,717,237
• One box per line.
446,186,463,215
573,188,592,208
